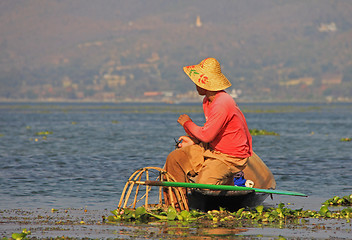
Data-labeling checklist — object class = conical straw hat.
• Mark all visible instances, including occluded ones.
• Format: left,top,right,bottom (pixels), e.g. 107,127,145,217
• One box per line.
183,57,231,91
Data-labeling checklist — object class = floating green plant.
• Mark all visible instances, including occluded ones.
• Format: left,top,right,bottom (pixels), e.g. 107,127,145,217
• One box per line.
318,204,352,221
6,228,31,240
250,129,279,136
108,196,352,225
108,206,201,223
35,131,53,136
323,195,352,206
241,105,322,114
340,137,351,142
111,120,120,124
232,204,351,223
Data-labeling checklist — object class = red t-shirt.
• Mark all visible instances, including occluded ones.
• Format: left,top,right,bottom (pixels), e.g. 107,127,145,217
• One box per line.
183,91,253,158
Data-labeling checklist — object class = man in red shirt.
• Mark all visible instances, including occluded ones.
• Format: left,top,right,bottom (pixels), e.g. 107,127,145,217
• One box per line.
164,57,275,207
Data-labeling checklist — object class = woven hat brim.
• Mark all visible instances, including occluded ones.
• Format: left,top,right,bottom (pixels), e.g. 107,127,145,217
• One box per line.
183,64,231,91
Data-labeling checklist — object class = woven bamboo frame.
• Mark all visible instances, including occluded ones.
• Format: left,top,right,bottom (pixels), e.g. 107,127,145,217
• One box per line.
117,167,189,212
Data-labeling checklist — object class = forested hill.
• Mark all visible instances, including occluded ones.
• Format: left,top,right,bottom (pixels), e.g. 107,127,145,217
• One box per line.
1,0,351,102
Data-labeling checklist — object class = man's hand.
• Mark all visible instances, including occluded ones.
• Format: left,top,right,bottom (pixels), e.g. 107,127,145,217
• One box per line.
177,136,196,148
177,114,192,126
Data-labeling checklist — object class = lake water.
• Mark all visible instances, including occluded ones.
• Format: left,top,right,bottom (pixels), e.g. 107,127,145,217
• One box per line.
0,102,351,210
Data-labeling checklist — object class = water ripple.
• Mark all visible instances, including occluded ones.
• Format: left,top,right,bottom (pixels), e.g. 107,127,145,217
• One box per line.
0,102,351,209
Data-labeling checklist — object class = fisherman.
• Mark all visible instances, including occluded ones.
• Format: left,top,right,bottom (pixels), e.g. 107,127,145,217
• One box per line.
163,57,276,208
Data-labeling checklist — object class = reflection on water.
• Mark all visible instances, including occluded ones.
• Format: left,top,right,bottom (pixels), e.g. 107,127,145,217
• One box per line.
116,222,249,239
0,102,351,210
201,228,248,237
116,216,351,239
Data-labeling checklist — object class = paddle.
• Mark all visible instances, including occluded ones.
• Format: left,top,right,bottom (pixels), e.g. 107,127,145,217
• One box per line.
137,180,307,197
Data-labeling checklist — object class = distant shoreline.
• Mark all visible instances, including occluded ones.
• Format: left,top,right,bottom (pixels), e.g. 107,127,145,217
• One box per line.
1,98,351,104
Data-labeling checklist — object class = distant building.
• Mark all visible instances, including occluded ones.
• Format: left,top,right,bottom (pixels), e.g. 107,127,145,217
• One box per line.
144,92,163,97
321,74,342,85
279,77,315,87
196,15,202,27
229,89,242,98
162,91,173,97
318,22,337,32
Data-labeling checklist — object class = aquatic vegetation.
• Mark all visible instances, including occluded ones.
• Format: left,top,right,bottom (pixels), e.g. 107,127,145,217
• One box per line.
318,204,352,221
340,137,351,142
207,204,351,223
108,196,352,225
28,131,53,141
35,131,53,136
4,229,31,240
323,195,352,206
241,105,322,114
108,206,201,223
250,128,279,136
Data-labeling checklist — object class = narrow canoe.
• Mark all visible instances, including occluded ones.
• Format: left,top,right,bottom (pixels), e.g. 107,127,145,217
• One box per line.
188,151,276,212
187,189,270,212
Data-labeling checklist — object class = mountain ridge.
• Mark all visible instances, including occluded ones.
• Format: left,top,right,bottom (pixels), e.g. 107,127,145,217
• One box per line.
1,0,351,101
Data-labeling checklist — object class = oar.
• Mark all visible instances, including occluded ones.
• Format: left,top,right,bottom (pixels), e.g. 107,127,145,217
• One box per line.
136,180,307,197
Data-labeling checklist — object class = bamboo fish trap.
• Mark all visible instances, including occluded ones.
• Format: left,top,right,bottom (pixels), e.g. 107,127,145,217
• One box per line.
117,167,189,211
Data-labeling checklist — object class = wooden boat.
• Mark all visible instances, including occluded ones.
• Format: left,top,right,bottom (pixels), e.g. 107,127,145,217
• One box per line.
118,154,305,212
187,189,270,212
188,152,277,212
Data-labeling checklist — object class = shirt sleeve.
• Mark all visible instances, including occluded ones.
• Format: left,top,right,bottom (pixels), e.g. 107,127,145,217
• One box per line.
183,103,228,143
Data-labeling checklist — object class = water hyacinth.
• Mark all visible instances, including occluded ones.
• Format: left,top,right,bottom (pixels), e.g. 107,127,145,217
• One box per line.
8,229,31,240
108,206,201,223
249,129,279,136
108,195,352,225
35,131,53,136
323,194,352,206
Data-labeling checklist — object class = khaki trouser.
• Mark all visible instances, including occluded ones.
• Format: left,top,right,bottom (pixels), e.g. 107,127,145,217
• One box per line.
163,144,276,206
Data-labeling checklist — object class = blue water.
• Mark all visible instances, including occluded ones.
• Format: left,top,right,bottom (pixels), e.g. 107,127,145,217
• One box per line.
0,102,351,210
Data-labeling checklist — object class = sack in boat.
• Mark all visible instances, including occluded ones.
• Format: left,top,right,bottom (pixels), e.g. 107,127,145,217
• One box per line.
233,171,247,187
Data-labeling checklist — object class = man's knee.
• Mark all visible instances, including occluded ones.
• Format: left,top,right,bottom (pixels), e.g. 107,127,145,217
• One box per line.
195,159,233,185
165,149,184,166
